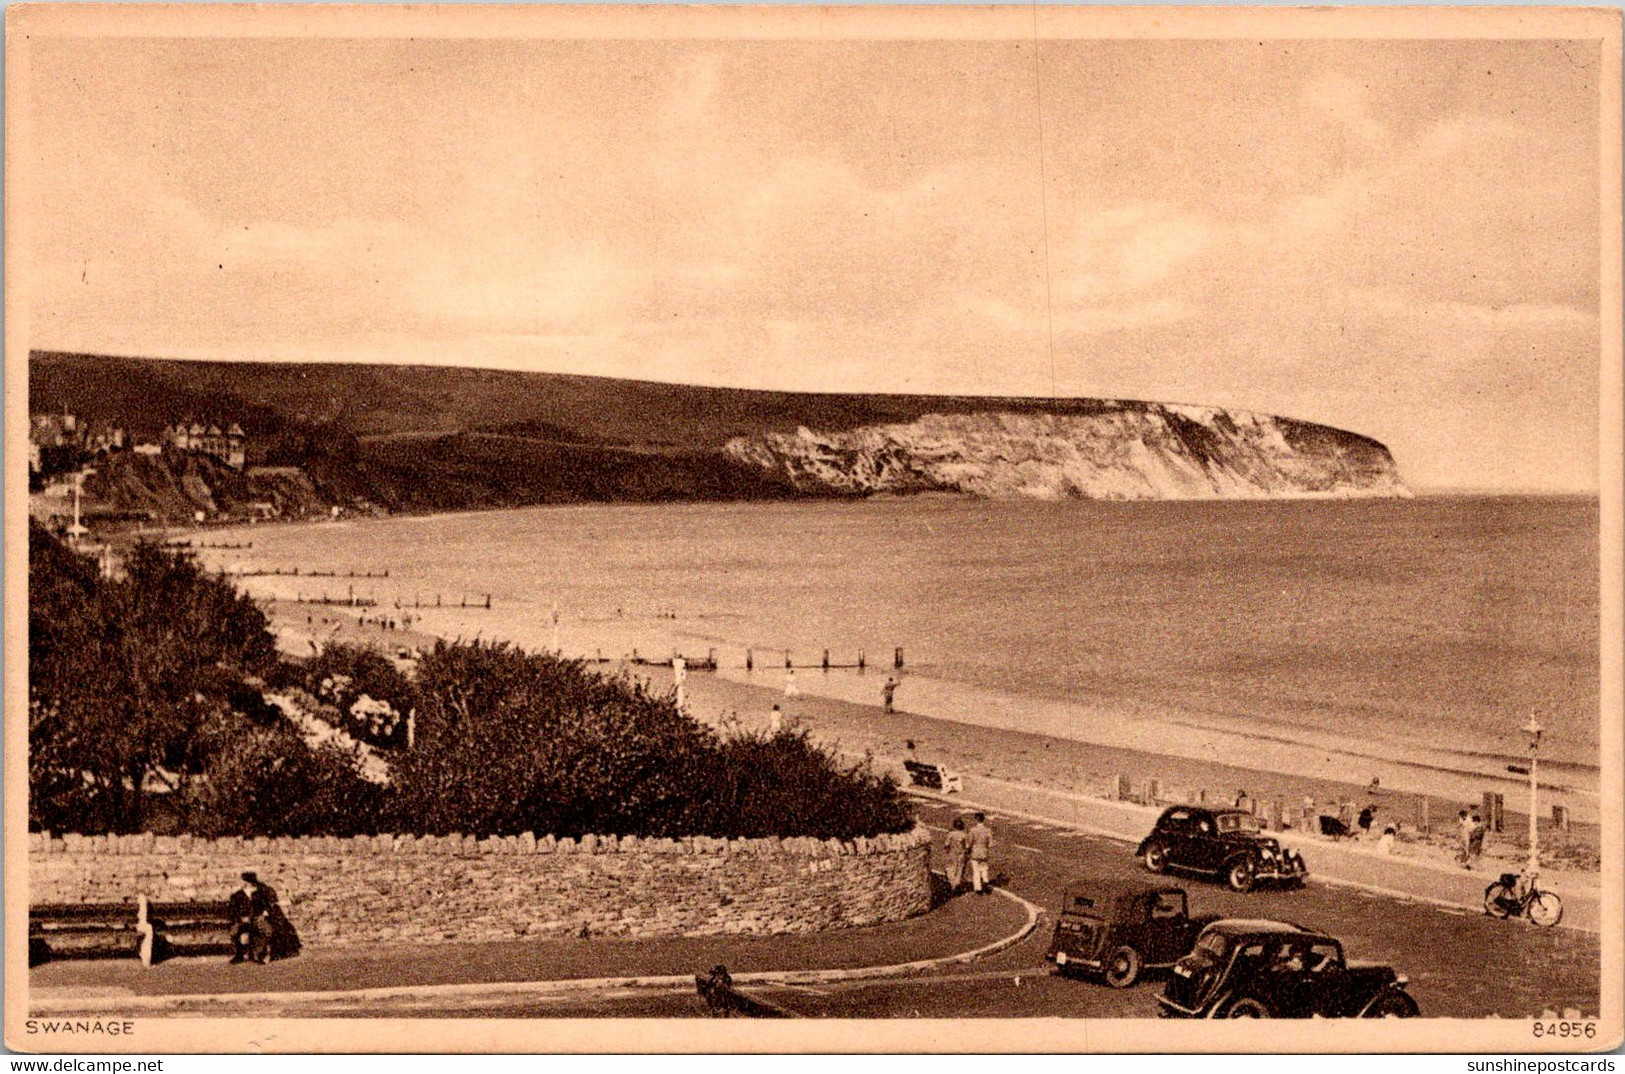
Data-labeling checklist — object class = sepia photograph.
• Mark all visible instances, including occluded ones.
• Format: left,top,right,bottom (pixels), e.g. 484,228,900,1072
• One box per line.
5,3,1620,1054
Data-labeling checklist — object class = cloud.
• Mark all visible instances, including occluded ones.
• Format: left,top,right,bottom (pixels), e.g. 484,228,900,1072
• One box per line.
18,36,1603,490
1054,201,1221,299
1348,288,1595,331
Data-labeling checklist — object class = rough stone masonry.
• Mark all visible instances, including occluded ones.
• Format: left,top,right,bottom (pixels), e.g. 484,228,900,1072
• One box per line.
28,827,934,945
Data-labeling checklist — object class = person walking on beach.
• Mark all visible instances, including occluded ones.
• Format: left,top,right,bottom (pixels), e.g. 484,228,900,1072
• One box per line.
784,667,800,699
882,677,898,714
1468,809,1487,868
769,704,784,734
1457,809,1475,868
968,812,993,894
1357,804,1377,840
943,817,970,895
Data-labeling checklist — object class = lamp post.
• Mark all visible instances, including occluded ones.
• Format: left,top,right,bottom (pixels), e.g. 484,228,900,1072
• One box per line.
67,467,95,545
1522,713,1544,873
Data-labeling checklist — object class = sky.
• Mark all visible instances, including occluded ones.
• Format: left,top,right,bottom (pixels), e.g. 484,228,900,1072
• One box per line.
15,23,1607,491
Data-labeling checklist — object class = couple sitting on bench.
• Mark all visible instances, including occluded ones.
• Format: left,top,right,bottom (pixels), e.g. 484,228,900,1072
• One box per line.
228,872,300,965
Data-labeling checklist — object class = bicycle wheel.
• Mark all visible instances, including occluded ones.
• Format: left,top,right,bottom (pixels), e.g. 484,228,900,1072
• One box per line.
1528,890,1563,928
1484,882,1513,918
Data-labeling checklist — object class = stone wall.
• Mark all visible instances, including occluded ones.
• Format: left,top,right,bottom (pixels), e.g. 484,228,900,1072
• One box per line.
27,827,932,945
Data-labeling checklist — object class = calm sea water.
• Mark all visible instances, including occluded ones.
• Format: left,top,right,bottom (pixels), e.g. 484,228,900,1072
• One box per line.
204,495,1600,794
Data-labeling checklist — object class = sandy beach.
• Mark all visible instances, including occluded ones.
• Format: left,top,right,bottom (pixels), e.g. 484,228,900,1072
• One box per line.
258,596,1600,875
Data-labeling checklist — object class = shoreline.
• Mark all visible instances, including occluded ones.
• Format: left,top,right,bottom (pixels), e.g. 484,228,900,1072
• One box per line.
256,597,1600,875
209,497,1600,827
251,575,1601,809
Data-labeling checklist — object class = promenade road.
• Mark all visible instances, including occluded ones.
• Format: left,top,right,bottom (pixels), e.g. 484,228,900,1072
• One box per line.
236,799,1600,1019
909,772,1604,934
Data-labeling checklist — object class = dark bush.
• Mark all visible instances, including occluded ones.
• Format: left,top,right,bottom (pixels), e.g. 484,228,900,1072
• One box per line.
386,641,719,837
705,730,914,842
386,639,912,840
179,715,384,838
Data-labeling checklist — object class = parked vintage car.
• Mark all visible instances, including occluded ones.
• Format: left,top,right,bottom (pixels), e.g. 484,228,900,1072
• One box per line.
1047,881,1217,988
1135,806,1307,892
1157,919,1419,1018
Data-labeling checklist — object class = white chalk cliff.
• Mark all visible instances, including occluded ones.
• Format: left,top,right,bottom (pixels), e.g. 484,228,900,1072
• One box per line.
723,403,1410,501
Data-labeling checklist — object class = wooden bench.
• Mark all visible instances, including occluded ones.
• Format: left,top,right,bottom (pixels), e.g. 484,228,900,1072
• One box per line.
904,759,963,794
30,896,235,967
29,902,142,965
145,899,235,960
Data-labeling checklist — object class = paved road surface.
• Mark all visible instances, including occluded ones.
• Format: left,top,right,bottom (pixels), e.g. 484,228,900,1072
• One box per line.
284,800,1599,1019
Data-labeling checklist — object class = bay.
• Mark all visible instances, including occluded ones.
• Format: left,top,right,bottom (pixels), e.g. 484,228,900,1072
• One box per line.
201,494,1601,807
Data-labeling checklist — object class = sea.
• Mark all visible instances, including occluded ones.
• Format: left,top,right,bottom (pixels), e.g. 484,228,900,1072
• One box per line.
198,494,1602,817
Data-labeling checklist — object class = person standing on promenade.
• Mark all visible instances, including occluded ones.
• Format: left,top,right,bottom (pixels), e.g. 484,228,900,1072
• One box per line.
882,677,898,714
769,704,784,734
1457,809,1475,867
943,816,970,895
784,667,800,699
1357,804,1377,839
1469,809,1487,868
968,812,993,894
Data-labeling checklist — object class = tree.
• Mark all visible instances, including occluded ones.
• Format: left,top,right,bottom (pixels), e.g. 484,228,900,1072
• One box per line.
28,523,282,832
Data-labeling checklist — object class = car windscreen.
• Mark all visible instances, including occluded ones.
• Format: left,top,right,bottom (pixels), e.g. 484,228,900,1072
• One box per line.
1193,932,1229,960
1217,813,1262,833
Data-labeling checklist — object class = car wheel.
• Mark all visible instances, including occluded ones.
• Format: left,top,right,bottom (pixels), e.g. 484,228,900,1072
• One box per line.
1143,843,1168,874
1483,882,1513,919
1365,991,1419,1018
1104,946,1143,989
1224,996,1272,1018
1226,858,1257,893
1528,892,1564,928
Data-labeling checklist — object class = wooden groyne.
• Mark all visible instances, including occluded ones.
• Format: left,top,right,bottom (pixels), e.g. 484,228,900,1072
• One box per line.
290,593,380,609
744,647,901,672
231,567,390,579
580,646,904,674
614,650,721,672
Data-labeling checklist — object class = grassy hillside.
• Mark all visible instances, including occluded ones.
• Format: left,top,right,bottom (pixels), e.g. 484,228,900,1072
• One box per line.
29,351,1126,448
29,351,1400,519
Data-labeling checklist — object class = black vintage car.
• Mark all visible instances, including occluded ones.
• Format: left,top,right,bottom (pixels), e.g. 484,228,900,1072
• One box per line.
1136,806,1307,892
1157,919,1419,1019
1046,882,1217,988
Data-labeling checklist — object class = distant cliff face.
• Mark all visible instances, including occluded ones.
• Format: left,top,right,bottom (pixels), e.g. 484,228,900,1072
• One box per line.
723,403,1410,501
31,353,1410,511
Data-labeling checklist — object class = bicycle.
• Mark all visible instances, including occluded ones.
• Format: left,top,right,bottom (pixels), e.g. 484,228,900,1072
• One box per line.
1484,871,1563,927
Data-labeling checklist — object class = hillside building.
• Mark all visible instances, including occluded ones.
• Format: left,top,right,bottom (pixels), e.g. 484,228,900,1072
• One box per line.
163,421,246,469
